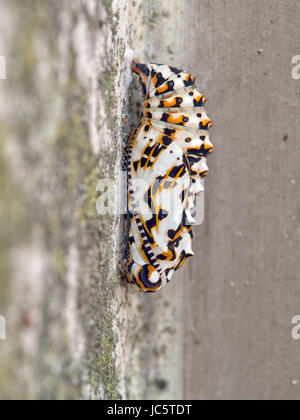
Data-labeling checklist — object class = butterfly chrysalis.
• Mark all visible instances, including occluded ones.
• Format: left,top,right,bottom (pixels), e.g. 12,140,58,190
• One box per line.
125,61,214,293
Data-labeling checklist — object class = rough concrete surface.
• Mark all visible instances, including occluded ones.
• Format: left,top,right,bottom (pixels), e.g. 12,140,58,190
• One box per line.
182,0,300,401
0,0,300,401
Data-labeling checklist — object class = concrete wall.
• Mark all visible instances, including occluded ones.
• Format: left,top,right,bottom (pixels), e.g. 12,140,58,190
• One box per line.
182,0,300,400
0,0,300,400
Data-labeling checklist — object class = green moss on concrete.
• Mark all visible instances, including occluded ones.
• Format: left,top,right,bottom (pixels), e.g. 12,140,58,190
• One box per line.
55,61,121,400
60,7,126,400
103,0,113,19
0,0,130,401
142,9,170,29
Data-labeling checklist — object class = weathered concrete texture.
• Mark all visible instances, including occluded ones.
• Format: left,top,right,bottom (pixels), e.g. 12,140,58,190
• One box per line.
0,0,191,400
181,0,300,400
0,0,131,400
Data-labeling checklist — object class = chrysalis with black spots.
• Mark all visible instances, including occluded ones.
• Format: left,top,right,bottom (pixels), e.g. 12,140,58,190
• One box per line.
125,61,214,293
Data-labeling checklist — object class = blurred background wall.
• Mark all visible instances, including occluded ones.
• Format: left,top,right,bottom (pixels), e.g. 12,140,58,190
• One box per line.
0,0,300,400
